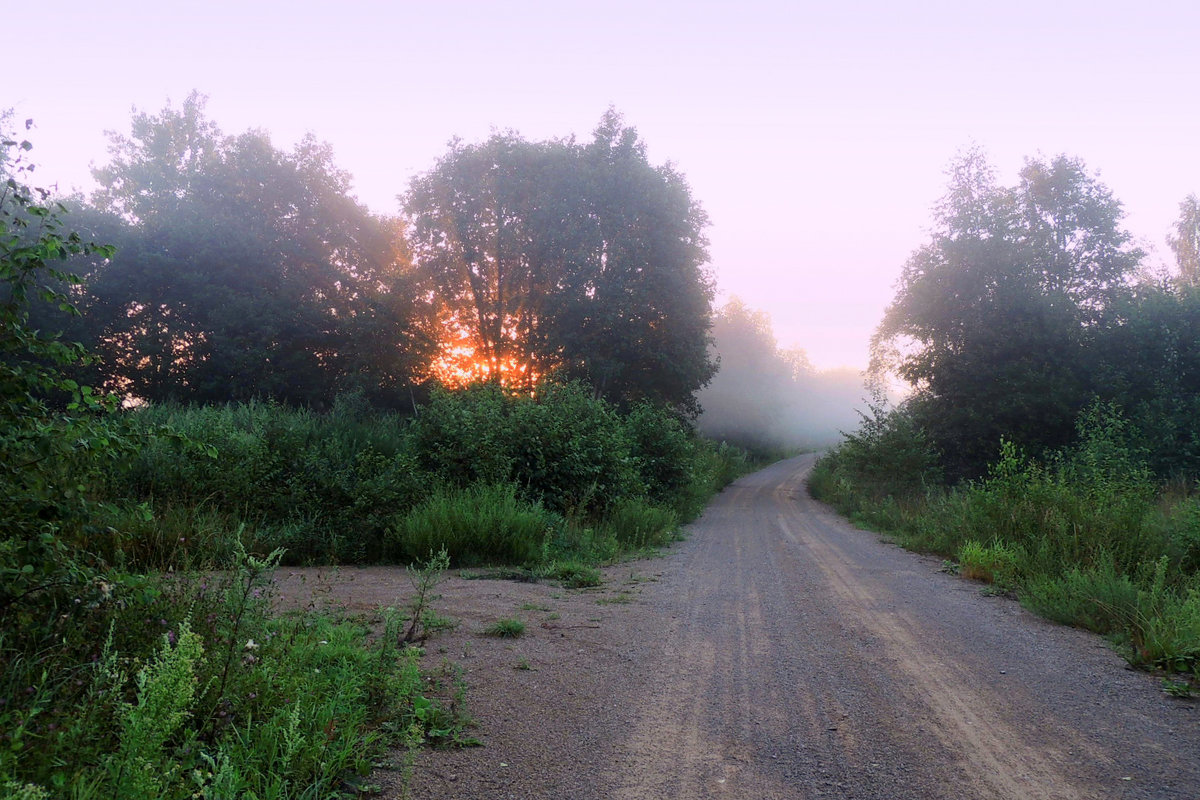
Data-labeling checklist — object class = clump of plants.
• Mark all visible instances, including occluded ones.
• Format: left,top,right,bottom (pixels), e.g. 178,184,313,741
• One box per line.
485,618,526,638
812,399,1200,681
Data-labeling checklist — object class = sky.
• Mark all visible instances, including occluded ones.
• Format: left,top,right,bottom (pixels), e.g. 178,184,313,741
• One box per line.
10,0,1199,370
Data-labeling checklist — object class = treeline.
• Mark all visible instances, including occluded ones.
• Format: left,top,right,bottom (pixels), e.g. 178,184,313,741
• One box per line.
870,150,1200,483
813,151,1200,683
29,93,715,413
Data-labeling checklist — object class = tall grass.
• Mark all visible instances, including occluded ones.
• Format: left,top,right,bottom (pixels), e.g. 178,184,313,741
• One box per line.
811,400,1200,676
387,483,559,566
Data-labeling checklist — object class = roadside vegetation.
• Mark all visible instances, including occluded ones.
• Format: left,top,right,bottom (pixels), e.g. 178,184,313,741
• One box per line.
813,151,1200,688
0,115,755,798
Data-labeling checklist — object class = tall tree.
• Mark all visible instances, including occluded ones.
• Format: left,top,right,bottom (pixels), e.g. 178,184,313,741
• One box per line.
873,151,1143,479
405,134,573,389
1168,194,1200,287
405,111,715,412
552,112,715,413
77,94,434,406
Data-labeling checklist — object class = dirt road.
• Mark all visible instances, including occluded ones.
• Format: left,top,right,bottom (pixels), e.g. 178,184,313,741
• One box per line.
390,455,1200,798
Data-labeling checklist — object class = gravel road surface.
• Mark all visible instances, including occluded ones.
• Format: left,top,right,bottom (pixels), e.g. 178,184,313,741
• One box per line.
299,455,1200,799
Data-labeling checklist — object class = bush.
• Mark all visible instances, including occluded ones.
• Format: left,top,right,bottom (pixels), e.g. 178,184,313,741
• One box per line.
958,539,1024,589
109,400,425,564
387,483,561,566
811,399,941,507
601,498,679,550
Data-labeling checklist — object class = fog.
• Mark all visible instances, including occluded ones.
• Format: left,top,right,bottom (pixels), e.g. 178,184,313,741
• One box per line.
696,299,870,454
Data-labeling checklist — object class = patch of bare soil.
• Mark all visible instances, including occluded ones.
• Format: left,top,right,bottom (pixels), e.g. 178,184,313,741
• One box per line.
276,456,1200,800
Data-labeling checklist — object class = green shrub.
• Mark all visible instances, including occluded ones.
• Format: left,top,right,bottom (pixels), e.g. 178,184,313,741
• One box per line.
601,498,679,549
816,400,942,504
958,539,1024,589
509,382,642,516
387,483,560,566
0,544,440,798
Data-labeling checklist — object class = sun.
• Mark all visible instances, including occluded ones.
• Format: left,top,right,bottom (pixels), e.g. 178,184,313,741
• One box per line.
429,323,538,389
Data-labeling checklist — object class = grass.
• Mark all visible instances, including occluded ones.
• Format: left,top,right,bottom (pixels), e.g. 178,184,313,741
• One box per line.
811,413,1200,681
538,561,603,588
387,483,558,567
485,618,526,638
0,545,466,798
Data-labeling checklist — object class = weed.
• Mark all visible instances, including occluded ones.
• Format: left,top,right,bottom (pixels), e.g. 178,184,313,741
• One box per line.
514,657,532,671
401,548,450,644
540,561,602,588
387,484,560,566
958,539,1024,589
1162,678,1195,698
485,618,526,638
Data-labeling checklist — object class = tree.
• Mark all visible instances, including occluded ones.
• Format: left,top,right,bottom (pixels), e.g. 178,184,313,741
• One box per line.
873,150,1144,479
1168,194,1200,287
78,94,434,406
697,298,865,452
405,111,716,413
1092,281,1200,478
551,112,716,413
695,298,796,449
405,134,573,389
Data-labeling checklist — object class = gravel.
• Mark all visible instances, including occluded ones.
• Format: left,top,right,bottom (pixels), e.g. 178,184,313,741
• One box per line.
278,455,1200,799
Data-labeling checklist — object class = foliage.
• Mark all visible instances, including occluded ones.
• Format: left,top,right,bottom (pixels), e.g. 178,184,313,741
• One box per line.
813,400,1200,675
957,539,1024,590
406,110,716,412
387,483,559,567
810,398,941,505
872,149,1144,480
484,618,526,638
65,92,435,407
1168,193,1200,287
1,542,453,799
1092,282,1200,481
408,381,642,517
113,398,425,564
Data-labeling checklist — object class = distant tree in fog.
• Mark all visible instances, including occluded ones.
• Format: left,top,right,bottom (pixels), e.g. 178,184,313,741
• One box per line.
697,298,864,452
1169,194,1200,287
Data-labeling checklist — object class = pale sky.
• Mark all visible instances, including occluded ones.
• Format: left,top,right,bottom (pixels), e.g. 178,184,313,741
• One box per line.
10,0,1199,369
